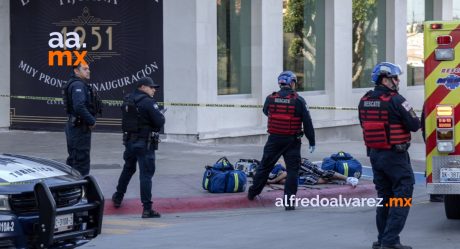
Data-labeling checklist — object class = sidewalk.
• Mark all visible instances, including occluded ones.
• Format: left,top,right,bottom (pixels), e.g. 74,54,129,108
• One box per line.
0,130,427,214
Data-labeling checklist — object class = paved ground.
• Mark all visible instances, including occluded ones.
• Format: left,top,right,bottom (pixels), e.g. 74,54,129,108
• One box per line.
82,187,460,249
0,129,428,214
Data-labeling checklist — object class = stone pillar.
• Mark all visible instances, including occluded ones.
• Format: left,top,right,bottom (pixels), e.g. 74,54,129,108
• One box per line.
163,0,200,137
324,0,353,119
386,0,408,95
0,0,10,128
431,0,453,21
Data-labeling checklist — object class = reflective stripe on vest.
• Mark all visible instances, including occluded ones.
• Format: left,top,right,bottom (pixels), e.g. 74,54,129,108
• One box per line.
358,91,411,149
267,92,302,135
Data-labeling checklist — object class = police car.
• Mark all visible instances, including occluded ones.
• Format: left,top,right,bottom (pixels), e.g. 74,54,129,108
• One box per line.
0,154,104,248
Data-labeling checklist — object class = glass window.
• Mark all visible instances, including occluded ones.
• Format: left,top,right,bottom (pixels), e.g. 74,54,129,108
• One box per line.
407,0,425,86
352,0,386,88
283,0,325,91
217,0,252,95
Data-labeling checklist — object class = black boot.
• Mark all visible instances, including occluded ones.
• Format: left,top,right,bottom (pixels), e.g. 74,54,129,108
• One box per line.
112,192,124,208
142,209,161,218
247,191,257,201
284,206,295,211
381,243,412,249
372,241,381,249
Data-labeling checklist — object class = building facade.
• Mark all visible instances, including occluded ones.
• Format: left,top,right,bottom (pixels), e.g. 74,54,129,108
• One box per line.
0,0,457,142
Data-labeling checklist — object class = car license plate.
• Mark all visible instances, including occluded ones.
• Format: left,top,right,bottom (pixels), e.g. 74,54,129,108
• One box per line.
440,168,460,183
54,214,73,233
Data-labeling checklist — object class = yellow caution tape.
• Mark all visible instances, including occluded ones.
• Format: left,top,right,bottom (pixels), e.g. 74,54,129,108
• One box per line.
0,94,422,112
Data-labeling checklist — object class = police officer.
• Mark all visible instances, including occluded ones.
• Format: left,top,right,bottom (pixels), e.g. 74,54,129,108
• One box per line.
63,63,101,176
358,62,420,249
247,71,315,210
112,77,165,218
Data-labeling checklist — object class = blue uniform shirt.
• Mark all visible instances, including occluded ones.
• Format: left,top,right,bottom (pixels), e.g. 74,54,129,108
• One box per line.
67,76,96,126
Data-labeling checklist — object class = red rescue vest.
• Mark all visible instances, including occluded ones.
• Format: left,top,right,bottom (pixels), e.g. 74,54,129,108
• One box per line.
267,92,302,135
358,91,411,149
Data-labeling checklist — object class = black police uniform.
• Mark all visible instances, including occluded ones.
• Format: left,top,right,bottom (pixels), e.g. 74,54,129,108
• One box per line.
114,87,165,213
358,85,420,247
248,86,315,205
64,75,100,176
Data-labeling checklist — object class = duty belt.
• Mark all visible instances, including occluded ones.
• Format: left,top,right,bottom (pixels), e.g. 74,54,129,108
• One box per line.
371,143,411,153
68,115,85,127
123,132,148,141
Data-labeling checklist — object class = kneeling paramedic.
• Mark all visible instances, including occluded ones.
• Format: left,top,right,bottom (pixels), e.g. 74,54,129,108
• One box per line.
112,77,165,218
247,71,315,210
358,62,420,249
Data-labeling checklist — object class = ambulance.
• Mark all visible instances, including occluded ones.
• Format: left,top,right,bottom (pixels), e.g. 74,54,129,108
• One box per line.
424,21,460,219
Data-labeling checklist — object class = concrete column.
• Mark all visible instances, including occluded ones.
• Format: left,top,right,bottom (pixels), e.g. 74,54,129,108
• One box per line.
432,0,453,21
196,0,218,105
0,1,10,128
386,0,408,95
253,0,283,126
324,0,353,119
259,0,283,100
163,0,199,136
196,0,219,133
165,0,282,140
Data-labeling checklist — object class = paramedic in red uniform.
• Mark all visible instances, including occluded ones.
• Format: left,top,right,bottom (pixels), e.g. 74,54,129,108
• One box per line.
358,62,420,249
247,71,315,210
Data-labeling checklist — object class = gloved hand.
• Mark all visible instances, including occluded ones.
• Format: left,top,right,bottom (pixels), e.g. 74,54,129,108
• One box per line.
346,177,359,187
309,145,315,153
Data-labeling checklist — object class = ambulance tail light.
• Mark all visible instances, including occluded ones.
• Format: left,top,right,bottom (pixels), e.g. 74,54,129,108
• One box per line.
437,35,452,45
437,141,454,152
435,48,454,61
436,105,455,153
437,106,453,116
437,130,453,140
431,23,443,29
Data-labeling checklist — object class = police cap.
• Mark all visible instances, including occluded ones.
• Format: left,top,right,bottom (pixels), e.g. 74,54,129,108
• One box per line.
137,77,160,88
